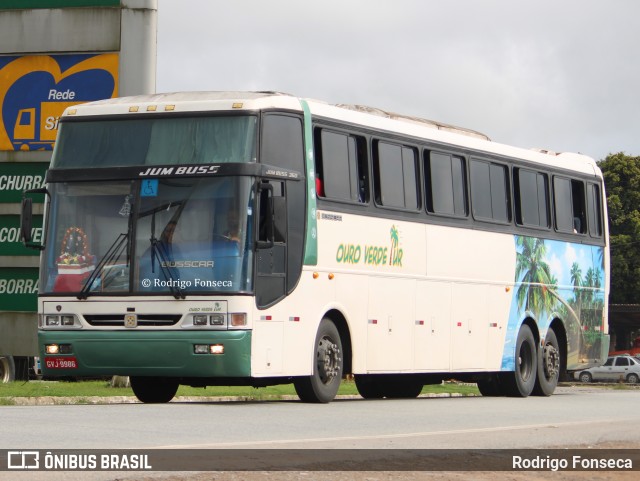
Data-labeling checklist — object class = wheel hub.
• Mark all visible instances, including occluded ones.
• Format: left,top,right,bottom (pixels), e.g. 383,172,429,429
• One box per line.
317,337,341,384
543,343,559,379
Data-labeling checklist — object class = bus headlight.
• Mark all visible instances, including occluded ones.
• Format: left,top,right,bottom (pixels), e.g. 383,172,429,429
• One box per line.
40,314,82,329
186,313,228,329
184,312,247,329
45,344,73,354
193,314,208,326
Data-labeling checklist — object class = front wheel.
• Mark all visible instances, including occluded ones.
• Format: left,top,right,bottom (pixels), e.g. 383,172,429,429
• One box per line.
130,376,179,403
626,373,639,384
503,324,537,397
294,318,343,403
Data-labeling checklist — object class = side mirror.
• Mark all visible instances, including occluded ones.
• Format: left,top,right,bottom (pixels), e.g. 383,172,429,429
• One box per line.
20,197,34,243
20,187,48,251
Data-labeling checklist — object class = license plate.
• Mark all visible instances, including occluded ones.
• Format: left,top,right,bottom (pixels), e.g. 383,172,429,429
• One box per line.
44,357,78,369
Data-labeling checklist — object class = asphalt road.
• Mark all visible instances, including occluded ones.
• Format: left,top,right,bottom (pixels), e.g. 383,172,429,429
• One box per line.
1,386,639,480
1,387,640,450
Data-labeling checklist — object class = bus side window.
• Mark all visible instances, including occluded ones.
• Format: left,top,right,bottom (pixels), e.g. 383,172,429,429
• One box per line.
373,140,419,210
514,168,549,228
571,179,586,234
426,151,467,217
470,158,510,223
587,183,603,238
553,176,586,234
314,128,368,203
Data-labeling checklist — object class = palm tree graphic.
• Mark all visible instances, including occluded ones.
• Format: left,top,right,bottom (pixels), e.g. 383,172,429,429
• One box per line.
389,225,399,265
515,236,586,364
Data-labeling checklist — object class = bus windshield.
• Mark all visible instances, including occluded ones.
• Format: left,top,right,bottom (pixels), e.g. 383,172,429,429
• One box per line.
51,115,258,168
40,177,254,296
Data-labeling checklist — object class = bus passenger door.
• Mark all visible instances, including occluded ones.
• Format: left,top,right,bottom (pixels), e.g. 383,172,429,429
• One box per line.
255,113,306,309
255,180,287,308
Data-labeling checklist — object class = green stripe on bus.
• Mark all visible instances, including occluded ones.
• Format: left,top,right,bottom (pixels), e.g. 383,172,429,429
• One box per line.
299,98,318,265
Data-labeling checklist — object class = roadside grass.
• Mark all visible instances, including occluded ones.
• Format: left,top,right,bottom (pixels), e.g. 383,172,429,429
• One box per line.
0,379,479,400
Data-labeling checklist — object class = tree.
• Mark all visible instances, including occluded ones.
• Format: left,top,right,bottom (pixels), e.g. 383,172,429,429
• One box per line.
598,153,640,303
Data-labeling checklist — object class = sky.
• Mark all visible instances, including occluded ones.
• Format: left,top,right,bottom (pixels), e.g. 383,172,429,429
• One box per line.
156,0,639,162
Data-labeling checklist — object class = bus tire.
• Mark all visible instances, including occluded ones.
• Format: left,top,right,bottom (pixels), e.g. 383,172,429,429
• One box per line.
383,376,423,399
0,356,15,383
533,328,560,396
355,375,385,399
504,324,537,397
294,318,343,403
130,376,179,403
477,375,504,396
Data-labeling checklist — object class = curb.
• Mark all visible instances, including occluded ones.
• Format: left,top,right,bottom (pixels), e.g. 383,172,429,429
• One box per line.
3,392,479,406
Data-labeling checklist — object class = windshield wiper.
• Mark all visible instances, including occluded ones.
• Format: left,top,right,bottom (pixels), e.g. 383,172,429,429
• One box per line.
77,232,128,300
147,205,185,300
149,236,185,300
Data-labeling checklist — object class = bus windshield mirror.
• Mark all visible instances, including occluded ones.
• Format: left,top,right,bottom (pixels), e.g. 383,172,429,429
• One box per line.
77,232,129,300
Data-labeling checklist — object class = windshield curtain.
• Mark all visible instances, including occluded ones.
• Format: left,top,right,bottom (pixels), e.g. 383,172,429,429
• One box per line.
41,178,254,296
51,115,257,168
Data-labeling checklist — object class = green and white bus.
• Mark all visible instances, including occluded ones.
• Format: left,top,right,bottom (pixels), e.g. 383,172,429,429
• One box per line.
21,91,609,403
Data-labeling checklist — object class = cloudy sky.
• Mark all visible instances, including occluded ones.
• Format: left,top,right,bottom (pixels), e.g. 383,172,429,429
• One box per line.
156,0,639,162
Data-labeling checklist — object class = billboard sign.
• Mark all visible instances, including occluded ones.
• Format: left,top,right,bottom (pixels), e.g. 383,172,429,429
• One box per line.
0,268,38,312
0,53,118,151
0,215,43,256
0,162,48,203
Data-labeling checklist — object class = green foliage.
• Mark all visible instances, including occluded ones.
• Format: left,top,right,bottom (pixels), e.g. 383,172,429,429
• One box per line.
599,152,640,303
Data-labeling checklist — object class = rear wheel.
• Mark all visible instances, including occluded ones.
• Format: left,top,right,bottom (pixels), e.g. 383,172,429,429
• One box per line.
533,328,560,396
355,375,422,399
503,324,537,397
355,375,385,399
383,377,423,399
294,319,343,403
130,376,179,403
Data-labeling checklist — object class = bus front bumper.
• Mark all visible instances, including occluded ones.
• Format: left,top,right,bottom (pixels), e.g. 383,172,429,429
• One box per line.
38,330,251,378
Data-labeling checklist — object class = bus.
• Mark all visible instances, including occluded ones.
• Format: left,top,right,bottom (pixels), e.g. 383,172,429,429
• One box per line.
21,91,609,403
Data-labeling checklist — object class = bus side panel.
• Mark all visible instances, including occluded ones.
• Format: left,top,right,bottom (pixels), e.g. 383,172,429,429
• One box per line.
366,277,415,372
426,225,515,372
414,281,451,371
450,283,489,370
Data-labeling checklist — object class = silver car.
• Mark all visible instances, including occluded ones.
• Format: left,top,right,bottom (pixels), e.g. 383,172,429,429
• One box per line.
574,355,640,384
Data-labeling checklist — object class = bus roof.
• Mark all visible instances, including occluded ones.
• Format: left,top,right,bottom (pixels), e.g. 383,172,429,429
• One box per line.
64,91,601,177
